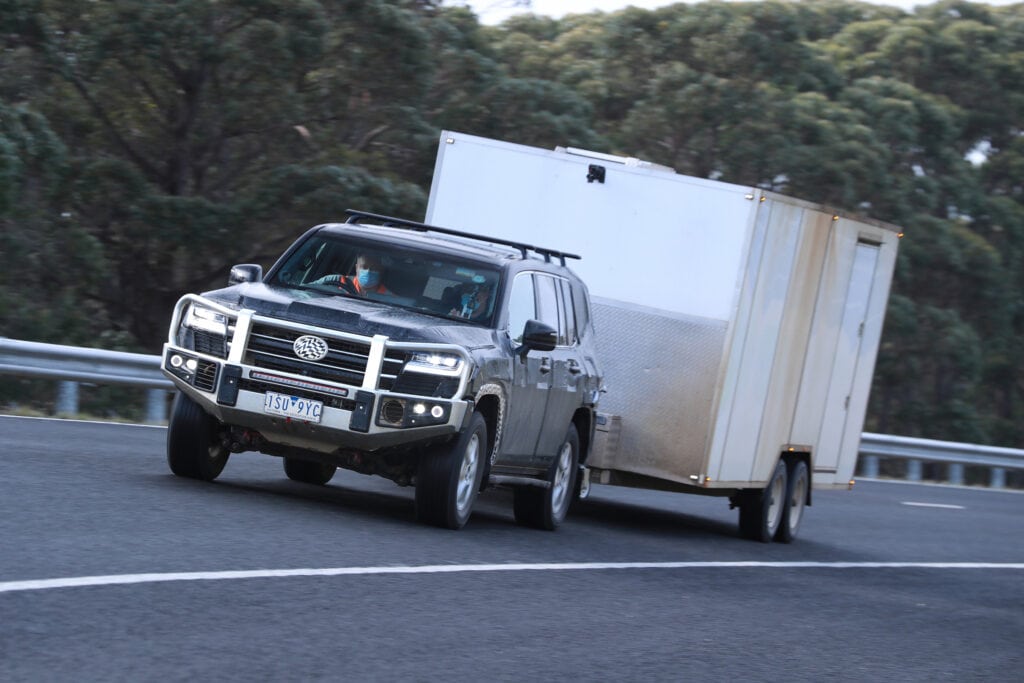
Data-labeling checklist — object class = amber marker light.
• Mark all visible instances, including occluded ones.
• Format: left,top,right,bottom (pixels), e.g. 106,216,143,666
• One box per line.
897,232,905,238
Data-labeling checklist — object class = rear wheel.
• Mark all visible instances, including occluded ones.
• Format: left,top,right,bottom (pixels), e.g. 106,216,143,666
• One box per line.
738,459,788,543
166,392,228,481
775,459,808,543
283,458,336,486
513,424,579,530
415,412,487,529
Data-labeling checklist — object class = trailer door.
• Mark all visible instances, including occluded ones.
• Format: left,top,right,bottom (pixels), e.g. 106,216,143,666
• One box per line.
815,242,879,473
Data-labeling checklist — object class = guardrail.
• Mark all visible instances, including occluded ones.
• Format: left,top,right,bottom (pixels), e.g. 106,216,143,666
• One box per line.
0,338,173,424
859,433,1021,488
1,338,1022,488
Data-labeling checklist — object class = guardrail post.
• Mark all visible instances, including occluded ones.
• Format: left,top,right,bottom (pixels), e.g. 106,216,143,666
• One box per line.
906,459,922,482
145,389,168,424
861,455,879,478
55,381,79,416
990,467,1006,489
948,463,964,486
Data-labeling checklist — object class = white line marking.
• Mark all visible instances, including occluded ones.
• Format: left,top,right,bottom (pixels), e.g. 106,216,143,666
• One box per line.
3,562,1023,594
0,414,163,429
902,502,966,510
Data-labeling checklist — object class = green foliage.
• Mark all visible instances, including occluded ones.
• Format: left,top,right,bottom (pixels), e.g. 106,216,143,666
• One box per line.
1,0,1022,445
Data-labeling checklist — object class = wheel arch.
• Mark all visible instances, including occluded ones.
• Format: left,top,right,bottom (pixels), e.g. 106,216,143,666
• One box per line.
473,391,502,487
572,407,593,466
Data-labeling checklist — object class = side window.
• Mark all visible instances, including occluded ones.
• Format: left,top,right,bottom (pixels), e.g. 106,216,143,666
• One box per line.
535,275,564,345
559,278,577,345
506,273,536,344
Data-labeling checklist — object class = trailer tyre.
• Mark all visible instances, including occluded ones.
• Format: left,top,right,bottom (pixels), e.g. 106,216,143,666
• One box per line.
513,424,579,530
283,458,336,486
415,412,487,530
775,459,808,543
166,392,229,481
739,459,788,543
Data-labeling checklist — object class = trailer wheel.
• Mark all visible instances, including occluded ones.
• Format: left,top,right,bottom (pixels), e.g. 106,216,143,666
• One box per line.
739,459,788,542
166,392,229,481
775,459,808,543
283,458,336,486
415,412,487,529
513,425,579,530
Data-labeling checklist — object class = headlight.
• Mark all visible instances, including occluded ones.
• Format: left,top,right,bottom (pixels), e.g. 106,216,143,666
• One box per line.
183,303,229,335
406,352,464,376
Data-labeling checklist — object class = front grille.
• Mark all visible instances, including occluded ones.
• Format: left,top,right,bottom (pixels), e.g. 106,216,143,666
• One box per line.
194,331,227,358
243,323,406,390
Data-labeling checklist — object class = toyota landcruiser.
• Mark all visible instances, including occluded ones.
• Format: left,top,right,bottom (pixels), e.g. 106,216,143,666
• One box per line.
161,210,603,529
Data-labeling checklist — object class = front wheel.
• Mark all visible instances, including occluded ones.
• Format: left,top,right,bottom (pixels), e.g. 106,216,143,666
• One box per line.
283,458,336,486
415,412,487,529
166,392,229,481
513,424,579,530
738,459,787,543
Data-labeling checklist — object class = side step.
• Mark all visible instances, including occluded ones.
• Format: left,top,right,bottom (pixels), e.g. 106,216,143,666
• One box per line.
488,475,550,489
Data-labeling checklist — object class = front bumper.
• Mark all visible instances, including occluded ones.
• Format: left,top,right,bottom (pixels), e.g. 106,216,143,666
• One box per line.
163,343,470,453
161,297,473,454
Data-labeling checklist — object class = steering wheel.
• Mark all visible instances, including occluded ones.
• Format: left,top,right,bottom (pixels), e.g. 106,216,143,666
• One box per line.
313,274,357,294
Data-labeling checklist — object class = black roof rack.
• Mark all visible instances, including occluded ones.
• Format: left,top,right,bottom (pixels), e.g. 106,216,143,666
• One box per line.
344,209,581,266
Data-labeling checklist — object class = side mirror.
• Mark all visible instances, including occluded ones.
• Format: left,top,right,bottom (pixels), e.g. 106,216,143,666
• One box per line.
228,264,263,285
519,319,557,357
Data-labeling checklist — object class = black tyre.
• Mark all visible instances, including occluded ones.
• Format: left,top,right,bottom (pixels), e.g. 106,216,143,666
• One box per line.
415,412,487,529
513,424,579,530
283,458,336,486
738,459,788,543
166,392,228,481
775,459,809,543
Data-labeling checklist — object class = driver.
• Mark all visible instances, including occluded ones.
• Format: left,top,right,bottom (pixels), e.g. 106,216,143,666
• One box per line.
313,253,391,296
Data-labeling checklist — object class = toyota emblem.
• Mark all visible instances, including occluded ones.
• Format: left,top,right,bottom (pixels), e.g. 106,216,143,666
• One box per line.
293,335,329,361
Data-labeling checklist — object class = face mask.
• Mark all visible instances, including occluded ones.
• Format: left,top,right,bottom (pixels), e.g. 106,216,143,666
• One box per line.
357,268,381,289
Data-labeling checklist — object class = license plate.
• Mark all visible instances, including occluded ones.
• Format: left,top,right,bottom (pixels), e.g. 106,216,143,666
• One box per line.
263,391,323,423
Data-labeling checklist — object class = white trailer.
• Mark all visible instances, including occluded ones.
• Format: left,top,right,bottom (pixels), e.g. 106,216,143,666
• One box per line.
425,131,901,542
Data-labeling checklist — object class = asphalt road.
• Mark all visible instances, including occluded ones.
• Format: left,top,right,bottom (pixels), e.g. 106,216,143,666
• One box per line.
2,415,1022,681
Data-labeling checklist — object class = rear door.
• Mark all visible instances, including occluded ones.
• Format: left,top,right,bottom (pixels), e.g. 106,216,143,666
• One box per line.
533,276,585,458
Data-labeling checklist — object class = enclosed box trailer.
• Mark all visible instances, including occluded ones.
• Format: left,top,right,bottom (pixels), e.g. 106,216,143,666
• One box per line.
426,131,901,541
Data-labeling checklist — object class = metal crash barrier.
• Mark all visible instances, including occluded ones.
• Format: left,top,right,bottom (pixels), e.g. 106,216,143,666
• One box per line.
0,338,173,424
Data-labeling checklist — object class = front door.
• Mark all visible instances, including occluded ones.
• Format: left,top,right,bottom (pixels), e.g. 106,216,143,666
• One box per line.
499,273,552,462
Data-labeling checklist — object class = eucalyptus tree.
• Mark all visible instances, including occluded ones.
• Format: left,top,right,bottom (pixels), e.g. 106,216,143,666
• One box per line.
1,0,429,347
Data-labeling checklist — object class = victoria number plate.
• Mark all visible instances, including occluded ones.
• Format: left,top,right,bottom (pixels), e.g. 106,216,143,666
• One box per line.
264,391,323,423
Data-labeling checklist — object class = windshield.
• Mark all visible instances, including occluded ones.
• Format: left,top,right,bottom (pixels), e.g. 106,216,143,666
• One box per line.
269,234,502,325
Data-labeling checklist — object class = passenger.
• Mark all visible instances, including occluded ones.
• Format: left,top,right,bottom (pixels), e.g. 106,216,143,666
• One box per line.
449,283,491,320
